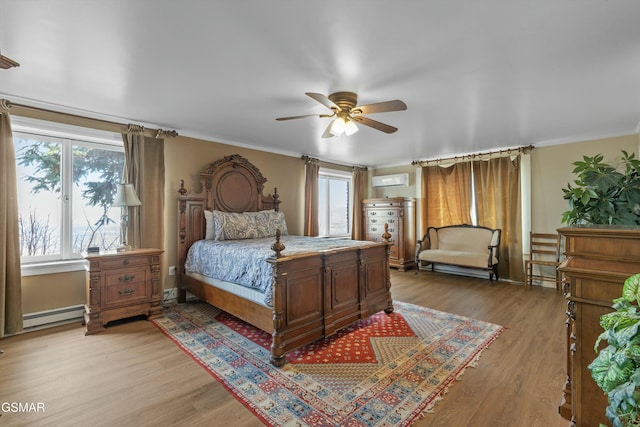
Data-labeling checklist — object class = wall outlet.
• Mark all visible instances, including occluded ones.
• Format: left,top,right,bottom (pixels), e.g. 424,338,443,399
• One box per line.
168,265,176,276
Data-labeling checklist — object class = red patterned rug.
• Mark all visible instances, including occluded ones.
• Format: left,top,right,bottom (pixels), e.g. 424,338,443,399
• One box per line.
153,301,503,426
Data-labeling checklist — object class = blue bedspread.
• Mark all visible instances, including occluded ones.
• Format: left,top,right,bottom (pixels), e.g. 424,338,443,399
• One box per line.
184,236,378,306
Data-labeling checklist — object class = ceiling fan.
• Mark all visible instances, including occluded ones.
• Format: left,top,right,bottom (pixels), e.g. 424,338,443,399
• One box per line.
276,92,407,138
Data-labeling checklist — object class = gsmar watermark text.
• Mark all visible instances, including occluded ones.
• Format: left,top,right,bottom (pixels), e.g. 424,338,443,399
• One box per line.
2,402,45,413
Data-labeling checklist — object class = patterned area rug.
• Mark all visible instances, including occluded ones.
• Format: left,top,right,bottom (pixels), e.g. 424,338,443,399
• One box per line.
153,301,503,426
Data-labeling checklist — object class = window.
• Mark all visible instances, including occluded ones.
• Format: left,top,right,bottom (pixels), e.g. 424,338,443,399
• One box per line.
13,117,125,270
318,168,352,237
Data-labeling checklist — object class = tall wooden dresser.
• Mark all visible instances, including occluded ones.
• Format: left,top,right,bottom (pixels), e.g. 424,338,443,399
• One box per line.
84,248,163,335
362,197,416,271
557,226,640,427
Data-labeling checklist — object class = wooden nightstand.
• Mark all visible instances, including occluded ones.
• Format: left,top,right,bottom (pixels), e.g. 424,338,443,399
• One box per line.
84,248,163,335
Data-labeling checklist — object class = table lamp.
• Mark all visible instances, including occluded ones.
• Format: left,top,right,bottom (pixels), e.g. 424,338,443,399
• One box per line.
113,183,142,252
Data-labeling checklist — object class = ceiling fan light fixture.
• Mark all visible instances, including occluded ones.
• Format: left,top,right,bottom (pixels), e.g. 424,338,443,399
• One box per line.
344,119,358,136
329,116,346,136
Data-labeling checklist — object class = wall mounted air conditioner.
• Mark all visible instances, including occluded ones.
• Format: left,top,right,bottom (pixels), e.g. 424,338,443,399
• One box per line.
371,173,409,188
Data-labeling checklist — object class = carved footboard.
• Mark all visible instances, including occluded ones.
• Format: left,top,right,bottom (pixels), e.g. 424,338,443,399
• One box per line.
267,243,392,366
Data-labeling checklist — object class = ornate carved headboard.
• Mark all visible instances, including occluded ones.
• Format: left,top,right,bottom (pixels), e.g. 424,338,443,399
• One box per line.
177,154,281,274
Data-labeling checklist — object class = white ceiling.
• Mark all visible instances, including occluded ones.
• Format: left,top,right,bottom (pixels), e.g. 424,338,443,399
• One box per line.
1,1,639,167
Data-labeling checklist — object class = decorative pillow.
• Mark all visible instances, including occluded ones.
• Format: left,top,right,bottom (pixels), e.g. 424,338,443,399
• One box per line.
205,210,289,240
242,210,289,237
219,212,259,240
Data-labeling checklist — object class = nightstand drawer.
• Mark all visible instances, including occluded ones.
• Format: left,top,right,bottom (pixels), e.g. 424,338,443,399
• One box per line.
99,254,155,270
103,280,150,307
104,268,148,287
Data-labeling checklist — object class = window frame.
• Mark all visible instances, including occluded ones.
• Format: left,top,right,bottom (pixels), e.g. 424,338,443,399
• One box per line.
11,117,124,276
317,167,353,238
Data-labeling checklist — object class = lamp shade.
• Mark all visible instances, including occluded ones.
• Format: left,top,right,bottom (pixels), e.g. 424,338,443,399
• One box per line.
113,183,142,207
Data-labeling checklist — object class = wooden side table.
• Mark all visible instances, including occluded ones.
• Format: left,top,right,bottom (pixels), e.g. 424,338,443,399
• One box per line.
84,248,163,335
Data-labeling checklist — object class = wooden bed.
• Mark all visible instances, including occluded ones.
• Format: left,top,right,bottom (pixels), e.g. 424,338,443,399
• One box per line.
177,154,393,366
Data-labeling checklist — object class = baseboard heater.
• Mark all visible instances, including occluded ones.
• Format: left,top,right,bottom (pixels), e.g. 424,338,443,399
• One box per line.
22,288,184,331
23,305,84,330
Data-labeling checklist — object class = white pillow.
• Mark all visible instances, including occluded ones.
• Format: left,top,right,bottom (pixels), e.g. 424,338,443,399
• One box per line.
204,210,225,240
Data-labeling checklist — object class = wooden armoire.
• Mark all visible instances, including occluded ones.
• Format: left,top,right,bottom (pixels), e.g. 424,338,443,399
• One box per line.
557,226,640,427
362,197,416,271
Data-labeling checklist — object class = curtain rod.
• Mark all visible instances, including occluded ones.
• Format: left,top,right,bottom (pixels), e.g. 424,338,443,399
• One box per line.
411,144,533,167
301,154,367,170
0,99,178,138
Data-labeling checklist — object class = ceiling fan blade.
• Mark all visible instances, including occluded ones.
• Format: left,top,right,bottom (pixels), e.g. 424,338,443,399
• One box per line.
352,116,398,134
276,113,333,121
306,92,340,111
353,100,407,115
321,121,335,138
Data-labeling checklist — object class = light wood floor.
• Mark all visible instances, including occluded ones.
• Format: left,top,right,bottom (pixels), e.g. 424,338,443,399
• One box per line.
0,271,569,427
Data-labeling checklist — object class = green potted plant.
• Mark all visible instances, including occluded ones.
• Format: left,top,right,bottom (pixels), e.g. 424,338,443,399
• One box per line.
561,150,640,225
589,273,640,427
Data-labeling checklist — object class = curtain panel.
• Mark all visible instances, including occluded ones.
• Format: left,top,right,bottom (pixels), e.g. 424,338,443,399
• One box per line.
351,167,367,240
303,159,319,237
421,162,473,230
472,155,523,281
0,106,23,337
122,132,165,251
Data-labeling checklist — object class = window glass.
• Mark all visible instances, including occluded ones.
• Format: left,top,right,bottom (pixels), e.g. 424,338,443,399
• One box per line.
318,169,352,237
16,137,62,258
14,125,124,262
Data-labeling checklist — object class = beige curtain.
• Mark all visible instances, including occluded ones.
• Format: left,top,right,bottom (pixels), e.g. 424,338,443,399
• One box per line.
421,162,473,230
0,102,23,337
473,155,523,281
122,130,165,251
303,158,319,236
351,167,368,240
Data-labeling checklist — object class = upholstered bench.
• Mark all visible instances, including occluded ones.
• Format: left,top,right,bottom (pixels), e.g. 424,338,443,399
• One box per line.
415,224,501,282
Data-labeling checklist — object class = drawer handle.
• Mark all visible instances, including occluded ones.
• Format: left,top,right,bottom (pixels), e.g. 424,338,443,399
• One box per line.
371,219,378,223
123,259,130,265
370,212,376,216
118,274,136,282
118,288,135,296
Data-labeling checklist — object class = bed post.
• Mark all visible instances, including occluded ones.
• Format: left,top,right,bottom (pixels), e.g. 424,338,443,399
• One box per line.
177,179,206,303
270,229,285,258
382,223,394,314
269,258,286,367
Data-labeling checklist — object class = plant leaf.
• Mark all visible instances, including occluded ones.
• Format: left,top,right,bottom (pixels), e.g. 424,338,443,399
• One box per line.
623,274,640,304
590,345,636,392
